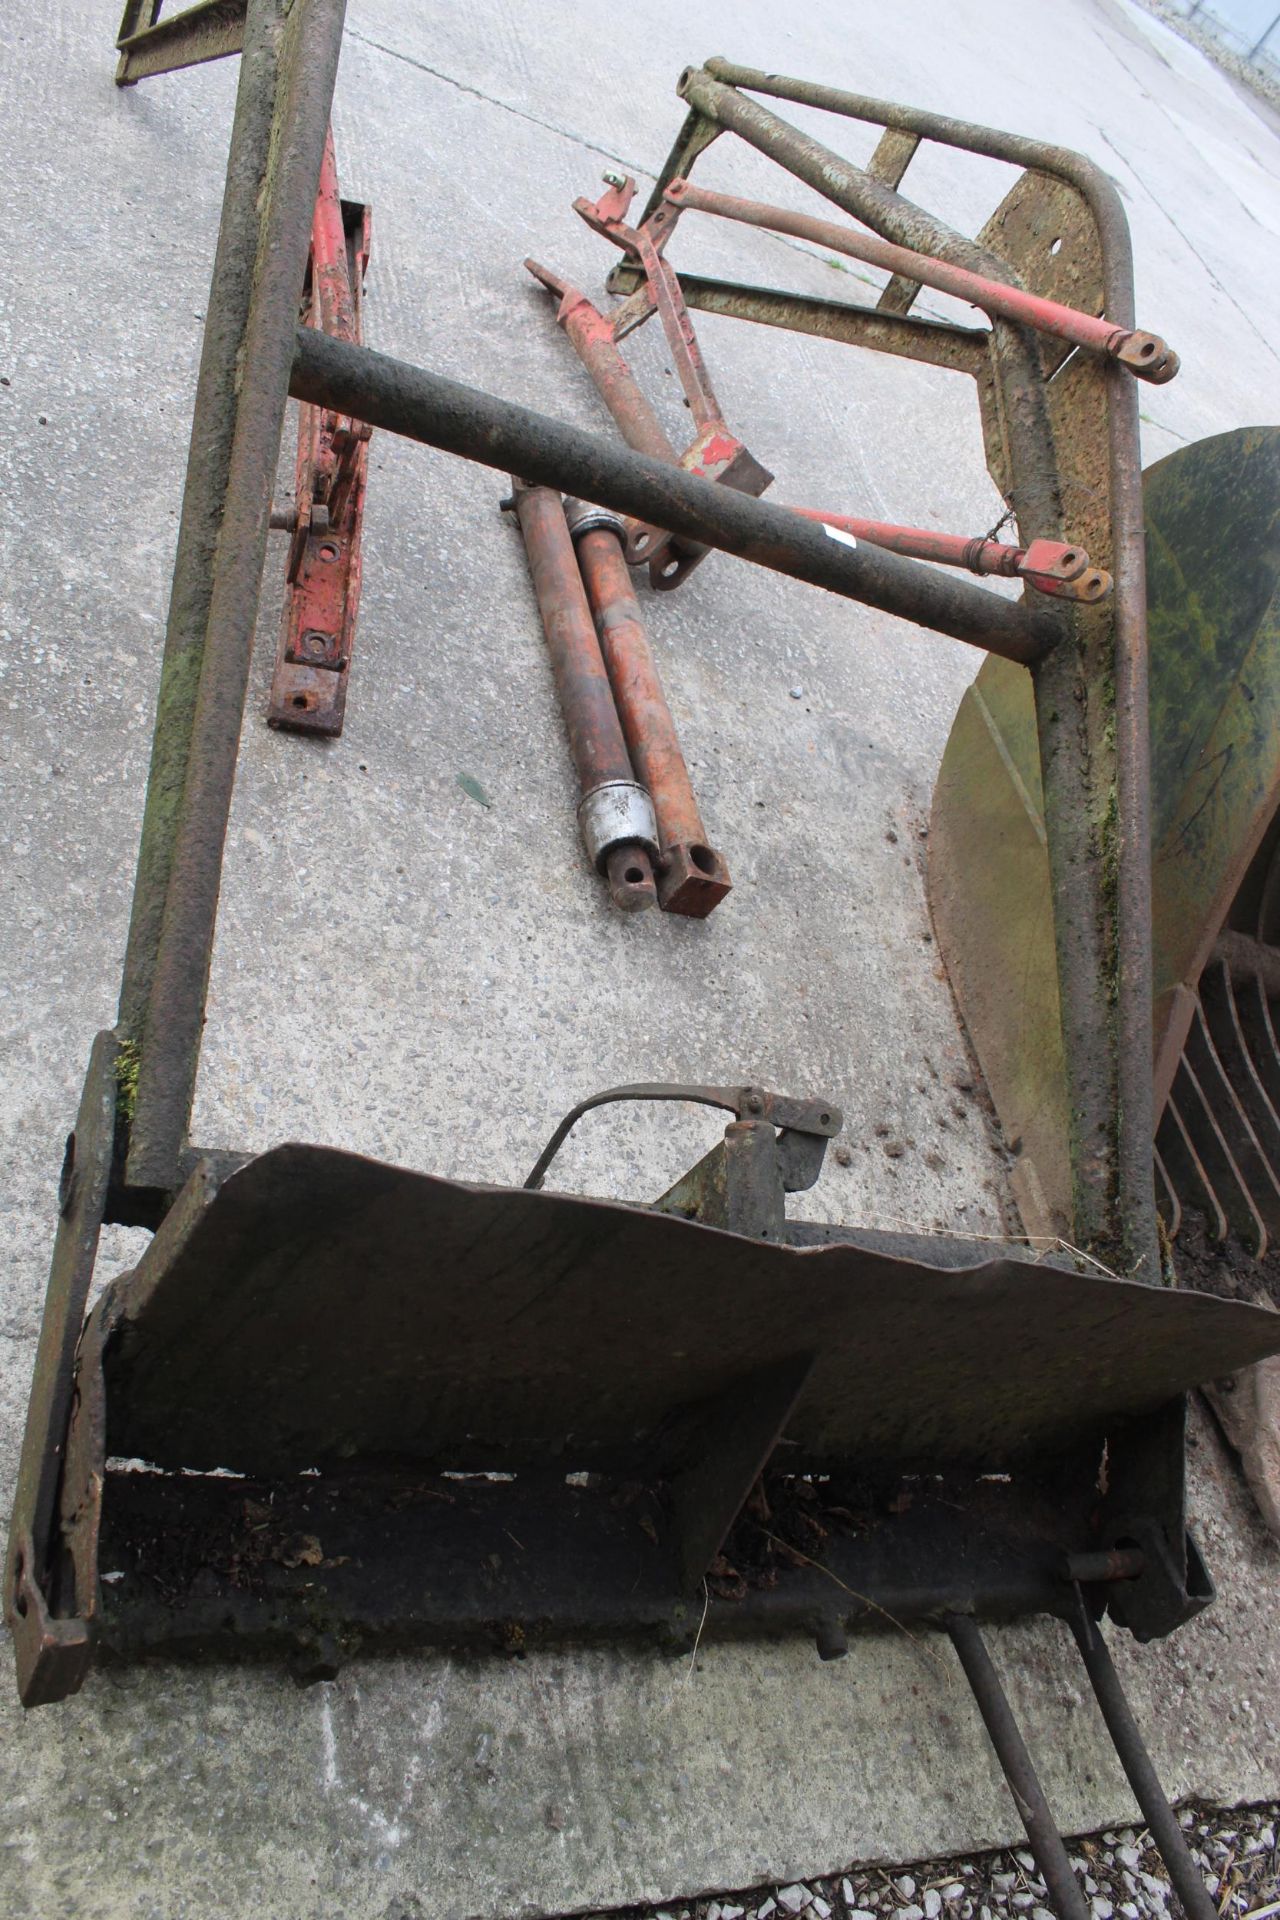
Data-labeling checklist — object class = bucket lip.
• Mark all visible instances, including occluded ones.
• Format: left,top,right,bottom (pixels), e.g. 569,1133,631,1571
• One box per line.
91,1139,1280,1488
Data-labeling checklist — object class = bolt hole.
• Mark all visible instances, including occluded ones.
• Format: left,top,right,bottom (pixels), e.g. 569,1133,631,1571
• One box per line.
318,542,340,561
1049,236,1062,256
661,560,680,578
689,844,717,875
1139,340,1155,357
1062,550,1078,566
291,694,309,709
820,1112,831,1126
625,866,645,884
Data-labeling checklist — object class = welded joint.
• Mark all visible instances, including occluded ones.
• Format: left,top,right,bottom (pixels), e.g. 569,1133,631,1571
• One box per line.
114,0,248,87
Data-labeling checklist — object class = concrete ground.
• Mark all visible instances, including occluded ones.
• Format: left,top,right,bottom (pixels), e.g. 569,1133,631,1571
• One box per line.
2,1,1279,1915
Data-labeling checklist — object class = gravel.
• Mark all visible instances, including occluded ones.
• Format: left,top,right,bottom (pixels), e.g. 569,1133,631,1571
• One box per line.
598,1800,1280,1920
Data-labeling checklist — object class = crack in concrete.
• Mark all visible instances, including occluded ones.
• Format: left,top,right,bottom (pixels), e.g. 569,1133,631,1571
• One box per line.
343,20,1012,364
1139,410,1190,444
1092,125,1280,371
344,26,657,181
344,30,964,344
1094,23,1275,225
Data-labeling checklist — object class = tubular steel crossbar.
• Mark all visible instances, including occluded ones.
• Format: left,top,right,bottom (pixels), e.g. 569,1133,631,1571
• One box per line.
289,331,1049,657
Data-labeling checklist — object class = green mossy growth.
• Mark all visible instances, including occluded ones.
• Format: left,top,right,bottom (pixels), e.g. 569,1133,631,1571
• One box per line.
116,1040,141,1125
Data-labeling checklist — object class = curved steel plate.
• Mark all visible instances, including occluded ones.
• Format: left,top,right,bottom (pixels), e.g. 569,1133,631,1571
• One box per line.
97,1143,1280,1479
929,427,1280,1234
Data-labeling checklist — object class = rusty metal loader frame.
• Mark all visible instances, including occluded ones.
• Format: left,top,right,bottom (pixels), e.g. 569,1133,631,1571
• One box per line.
608,60,1164,1291
8,10,1280,1915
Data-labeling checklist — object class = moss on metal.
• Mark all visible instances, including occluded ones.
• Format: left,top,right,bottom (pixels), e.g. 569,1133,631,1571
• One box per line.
116,1038,141,1126
929,426,1280,1241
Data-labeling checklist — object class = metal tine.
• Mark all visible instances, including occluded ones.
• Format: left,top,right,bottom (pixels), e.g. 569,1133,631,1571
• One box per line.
946,1614,1090,1920
1199,959,1280,1169
1157,1097,1228,1245
1070,1612,1217,1920
1234,967,1280,1116
1152,1145,1181,1240
1183,1001,1280,1233
1172,1056,1267,1256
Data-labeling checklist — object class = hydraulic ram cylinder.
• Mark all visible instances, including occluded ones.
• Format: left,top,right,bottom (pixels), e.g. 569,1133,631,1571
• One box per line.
568,501,731,917
510,482,657,912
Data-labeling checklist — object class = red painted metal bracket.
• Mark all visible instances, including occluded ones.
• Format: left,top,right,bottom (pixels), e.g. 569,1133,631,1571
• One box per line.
574,176,774,590
528,173,772,592
267,127,372,737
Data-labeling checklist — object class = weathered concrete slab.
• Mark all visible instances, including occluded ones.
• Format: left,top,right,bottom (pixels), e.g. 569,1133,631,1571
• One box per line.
2,0,1278,1914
